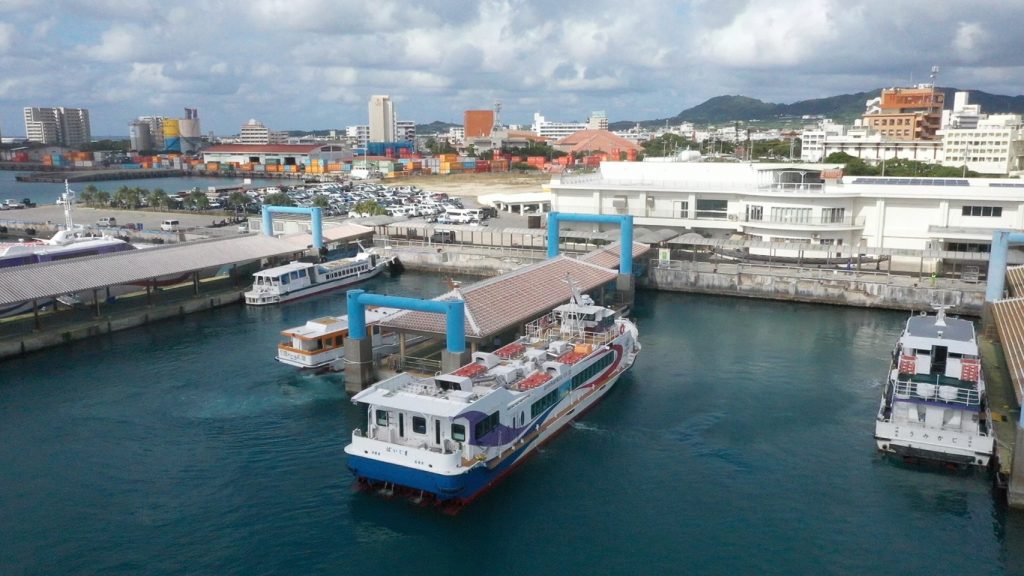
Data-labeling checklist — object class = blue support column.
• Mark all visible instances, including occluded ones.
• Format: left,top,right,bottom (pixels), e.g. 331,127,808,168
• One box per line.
347,290,466,353
547,212,561,259
986,231,1024,302
546,212,634,275
311,207,323,251
260,205,325,250
261,209,273,237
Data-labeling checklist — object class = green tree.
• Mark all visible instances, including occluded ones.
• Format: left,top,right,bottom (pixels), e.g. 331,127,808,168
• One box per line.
95,190,111,207
227,191,249,209
185,189,211,211
352,199,388,216
263,192,295,207
312,194,331,209
148,188,170,210
80,185,98,207
641,133,691,158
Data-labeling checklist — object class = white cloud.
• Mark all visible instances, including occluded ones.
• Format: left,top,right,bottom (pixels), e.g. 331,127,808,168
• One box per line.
0,23,16,53
1,0,1023,136
953,22,985,61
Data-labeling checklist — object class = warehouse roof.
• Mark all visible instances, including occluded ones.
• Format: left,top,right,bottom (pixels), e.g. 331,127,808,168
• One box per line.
0,235,301,306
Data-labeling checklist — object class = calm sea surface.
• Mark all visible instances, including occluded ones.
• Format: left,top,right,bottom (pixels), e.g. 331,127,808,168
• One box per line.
0,170,278,207
2,175,1024,575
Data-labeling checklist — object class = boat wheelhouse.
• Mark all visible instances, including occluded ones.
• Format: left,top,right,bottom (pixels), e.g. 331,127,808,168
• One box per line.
276,307,401,370
344,282,641,508
875,308,994,467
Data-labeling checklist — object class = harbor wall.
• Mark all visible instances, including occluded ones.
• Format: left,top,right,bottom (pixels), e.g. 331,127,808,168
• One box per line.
390,246,986,315
642,260,986,316
391,245,546,277
0,292,241,361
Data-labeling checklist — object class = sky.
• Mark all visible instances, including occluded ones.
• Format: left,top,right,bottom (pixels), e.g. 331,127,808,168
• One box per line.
1,0,1023,137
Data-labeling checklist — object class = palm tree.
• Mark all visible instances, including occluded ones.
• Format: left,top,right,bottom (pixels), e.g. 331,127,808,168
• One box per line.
80,185,98,207
312,194,331,209
95,190,111,207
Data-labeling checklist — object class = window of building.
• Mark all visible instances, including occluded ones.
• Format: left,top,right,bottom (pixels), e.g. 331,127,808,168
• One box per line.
747,205,763,221
822,207,846,224
412,416,426,434
375,410,388,426
451,423,466,442
474,412,500,440
695,199,728,219
946,242,990,253
675,201,690,219
961,205,1002,217
770,207,812,223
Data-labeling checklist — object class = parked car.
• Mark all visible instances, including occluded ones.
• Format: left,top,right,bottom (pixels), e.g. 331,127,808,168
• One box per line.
97,216,117,227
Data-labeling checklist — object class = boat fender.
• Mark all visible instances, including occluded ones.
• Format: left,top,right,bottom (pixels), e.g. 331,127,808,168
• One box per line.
619,323,625,335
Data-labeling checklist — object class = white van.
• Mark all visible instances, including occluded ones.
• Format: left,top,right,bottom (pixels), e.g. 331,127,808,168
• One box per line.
97,216,117,227
160,219,181,232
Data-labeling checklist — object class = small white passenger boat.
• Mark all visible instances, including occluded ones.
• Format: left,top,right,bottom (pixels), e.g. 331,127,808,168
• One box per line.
276,307,402,371
244,246,394,306
875,307,994,467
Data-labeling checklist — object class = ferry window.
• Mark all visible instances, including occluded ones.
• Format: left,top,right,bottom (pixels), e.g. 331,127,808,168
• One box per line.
376,410,388,426
413,416,427,434
452,423,466,442
399,413,404,437
474,412,500,440
280,275,289,285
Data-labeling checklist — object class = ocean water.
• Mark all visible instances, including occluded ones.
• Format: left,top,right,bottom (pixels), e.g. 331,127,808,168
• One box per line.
0,170,280,207
3,269,1024,575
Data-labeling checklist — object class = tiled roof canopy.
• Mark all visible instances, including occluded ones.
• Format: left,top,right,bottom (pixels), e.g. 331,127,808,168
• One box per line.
378,256,620,340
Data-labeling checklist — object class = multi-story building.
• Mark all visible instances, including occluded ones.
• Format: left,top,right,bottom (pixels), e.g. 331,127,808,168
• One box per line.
137,116,166,151
532,113,588,140
863,85,944,141
943,91,982,129
368,95,395,142
396,120,416,144
447,126,465,145
346,125,369,150
800,120,846,162
239,119,271,145
24,107,91,147
464,110,495,139
550,160,1024,273
587,111,609,131
940,114,1023,175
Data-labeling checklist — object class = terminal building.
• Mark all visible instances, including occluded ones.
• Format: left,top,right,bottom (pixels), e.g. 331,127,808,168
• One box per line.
549,159,1024,273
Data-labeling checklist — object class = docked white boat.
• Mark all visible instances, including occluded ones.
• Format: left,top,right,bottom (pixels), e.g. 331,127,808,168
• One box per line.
276,306,402,371
875,307,994,467
244,246,394,305
344,280,641,508
0,182,133,269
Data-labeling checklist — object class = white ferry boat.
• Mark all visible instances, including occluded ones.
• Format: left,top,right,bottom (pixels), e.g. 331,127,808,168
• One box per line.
344,281,641,508
875,307,994,467
276,306,402,371
244,246,393,306
0,182,133,269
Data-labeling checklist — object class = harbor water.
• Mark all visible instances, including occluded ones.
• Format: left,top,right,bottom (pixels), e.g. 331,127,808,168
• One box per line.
2,172,1024,574
3,268,1024,575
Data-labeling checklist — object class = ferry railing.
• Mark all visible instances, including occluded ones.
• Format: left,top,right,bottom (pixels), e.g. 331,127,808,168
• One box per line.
892,377,982,406
387,354,441,374
523,314,620,349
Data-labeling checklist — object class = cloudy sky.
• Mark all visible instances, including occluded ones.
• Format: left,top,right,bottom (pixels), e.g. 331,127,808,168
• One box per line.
1,0,1022,137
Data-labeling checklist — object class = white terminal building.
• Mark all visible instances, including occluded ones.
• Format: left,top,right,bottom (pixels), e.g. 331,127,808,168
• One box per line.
549,159,1024,273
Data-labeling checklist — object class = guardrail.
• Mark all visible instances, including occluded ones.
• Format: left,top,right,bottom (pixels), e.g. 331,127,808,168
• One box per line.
892,377,981,406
